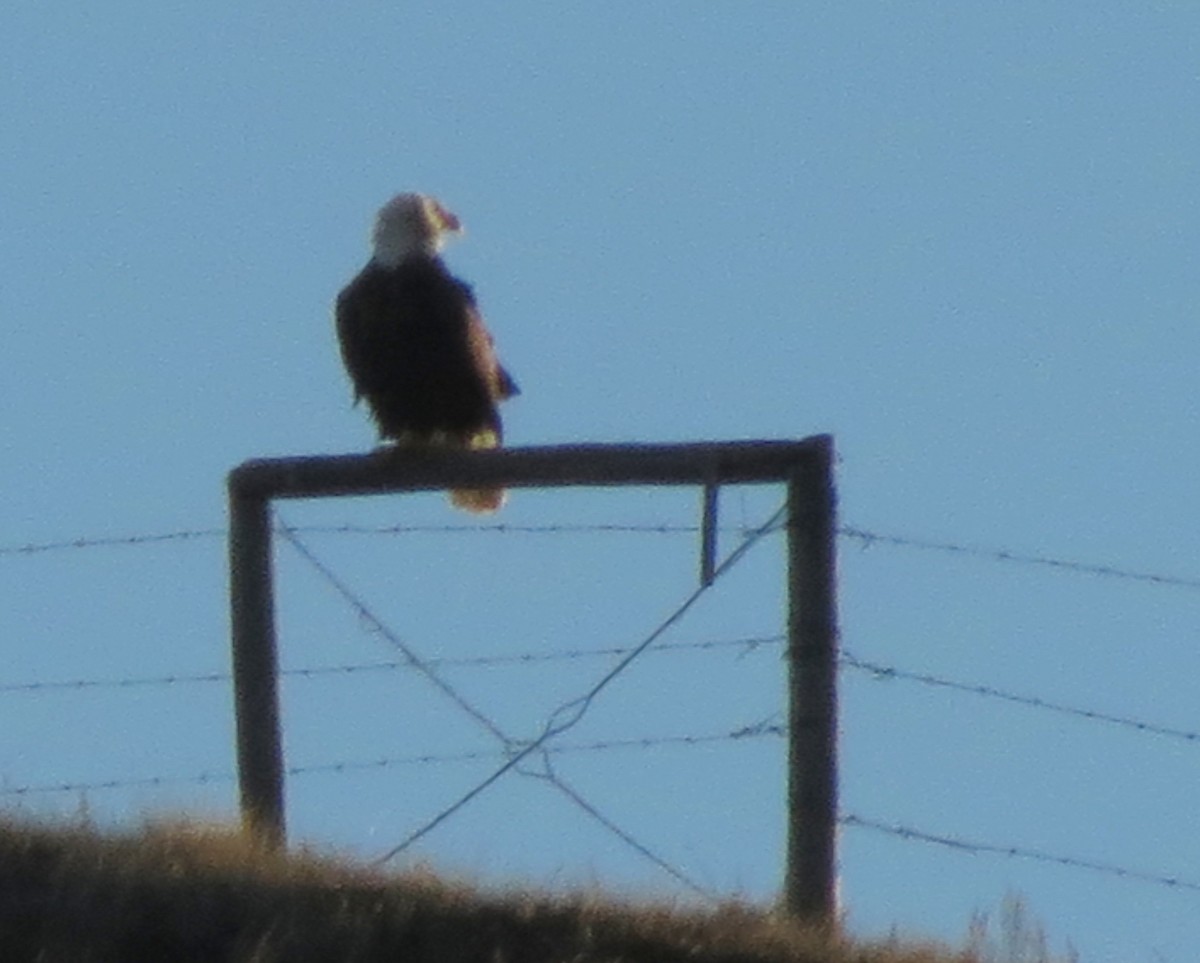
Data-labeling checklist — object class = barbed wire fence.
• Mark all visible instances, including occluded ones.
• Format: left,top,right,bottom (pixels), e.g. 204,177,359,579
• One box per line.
270,504,789,897
4,520,1200,590
3,508,1200,899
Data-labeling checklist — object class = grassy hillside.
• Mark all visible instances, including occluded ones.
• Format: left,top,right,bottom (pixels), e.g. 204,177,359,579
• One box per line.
0,815,976,963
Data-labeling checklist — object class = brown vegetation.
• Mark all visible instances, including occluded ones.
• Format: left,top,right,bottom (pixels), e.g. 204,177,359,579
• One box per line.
0,815,978,963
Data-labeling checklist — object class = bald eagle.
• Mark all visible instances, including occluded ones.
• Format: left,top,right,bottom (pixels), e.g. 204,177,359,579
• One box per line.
335,193,519,513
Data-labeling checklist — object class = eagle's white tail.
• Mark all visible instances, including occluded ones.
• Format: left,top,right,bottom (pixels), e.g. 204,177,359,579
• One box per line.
449,487,507,513
449,428,505,514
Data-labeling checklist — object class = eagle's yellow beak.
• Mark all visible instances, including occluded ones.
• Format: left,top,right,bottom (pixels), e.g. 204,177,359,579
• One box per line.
432,202,461,234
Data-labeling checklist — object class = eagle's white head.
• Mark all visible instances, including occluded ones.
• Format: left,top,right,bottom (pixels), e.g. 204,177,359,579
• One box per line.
370,192,463,267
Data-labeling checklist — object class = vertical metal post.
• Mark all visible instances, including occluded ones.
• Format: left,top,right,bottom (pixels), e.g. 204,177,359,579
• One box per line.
228,475,286,849
784,436,839,925
699,482,719,587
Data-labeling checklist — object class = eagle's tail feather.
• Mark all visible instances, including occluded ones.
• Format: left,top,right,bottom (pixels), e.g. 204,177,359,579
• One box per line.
448,428,505,514
450,487,506,513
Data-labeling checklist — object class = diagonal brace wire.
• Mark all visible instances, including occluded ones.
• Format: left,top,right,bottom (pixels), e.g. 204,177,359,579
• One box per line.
372,501,787,865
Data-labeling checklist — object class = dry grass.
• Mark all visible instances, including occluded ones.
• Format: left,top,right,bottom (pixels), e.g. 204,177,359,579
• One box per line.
0,814,977,963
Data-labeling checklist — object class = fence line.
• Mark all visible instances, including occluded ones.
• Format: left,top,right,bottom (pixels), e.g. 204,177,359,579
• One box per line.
6,759,1195,897
9,643,1198,752
0,523,710,558
6,718,1199,897
0,719,787,798
4,521,1198,591
6,512,1200,904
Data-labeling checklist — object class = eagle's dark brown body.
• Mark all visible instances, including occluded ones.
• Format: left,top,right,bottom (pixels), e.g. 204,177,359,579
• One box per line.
336,255,518,447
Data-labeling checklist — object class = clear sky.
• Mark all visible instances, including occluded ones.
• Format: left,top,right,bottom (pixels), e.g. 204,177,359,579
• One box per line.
3,4,1199,960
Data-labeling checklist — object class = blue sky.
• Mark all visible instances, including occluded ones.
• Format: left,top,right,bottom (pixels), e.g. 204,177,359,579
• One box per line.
3,4,1199,960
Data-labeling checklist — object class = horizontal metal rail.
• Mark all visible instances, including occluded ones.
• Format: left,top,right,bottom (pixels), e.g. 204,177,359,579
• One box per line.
229,438,831,500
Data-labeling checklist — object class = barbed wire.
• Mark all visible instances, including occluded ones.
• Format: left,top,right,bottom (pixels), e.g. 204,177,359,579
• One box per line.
9,641,1199,752
8,745,1196,897
840,527,1200,590
11,640,1199,756
0,511,768,898
0,634,785,696
0,769,236,797
0,522,711,558
0,669,231,694
4,521,1198,592
0,719,788,798
841,813,1200,893
278,508,784,887
8,514,1200,903
842,650,1200,744
370,501,790,866
297,522,718,536
0,529,226,556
